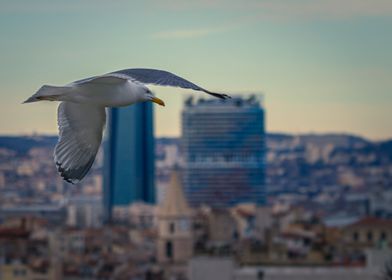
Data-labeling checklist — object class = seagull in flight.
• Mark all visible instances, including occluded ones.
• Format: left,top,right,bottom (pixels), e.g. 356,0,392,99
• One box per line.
24,68,230,184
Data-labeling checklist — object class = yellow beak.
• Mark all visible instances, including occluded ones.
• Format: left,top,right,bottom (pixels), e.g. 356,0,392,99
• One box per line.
151,96,165,106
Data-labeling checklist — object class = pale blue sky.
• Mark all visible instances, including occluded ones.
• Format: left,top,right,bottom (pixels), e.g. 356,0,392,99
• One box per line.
0,0,391,139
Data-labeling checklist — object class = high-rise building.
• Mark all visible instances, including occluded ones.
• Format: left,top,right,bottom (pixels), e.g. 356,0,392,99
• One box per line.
103,103,155,222
182,95,266,208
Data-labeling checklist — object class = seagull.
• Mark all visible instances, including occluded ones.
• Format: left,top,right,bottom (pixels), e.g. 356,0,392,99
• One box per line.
24,68,230,184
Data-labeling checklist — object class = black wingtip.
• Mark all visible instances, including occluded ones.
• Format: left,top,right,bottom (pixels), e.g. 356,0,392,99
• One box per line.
56,161,76,185
205,91,232,100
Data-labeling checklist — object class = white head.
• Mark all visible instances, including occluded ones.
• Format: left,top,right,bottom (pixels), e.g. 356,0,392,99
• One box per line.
138,85,165,107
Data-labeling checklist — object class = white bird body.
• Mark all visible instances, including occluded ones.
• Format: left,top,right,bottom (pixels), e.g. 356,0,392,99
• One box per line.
68,81,145,107
33,76,149,107
24,68,230,183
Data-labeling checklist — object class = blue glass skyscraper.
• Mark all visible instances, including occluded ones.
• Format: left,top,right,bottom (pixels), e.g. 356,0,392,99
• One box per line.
182,95,266,208
103,103,155,222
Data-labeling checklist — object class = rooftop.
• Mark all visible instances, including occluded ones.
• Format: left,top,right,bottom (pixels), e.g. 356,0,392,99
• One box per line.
159,168,191,217
184,94,263,109
346,216,392,228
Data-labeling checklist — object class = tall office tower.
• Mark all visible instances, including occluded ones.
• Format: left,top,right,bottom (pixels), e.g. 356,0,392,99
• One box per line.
182,95,265,208
103,103,155,222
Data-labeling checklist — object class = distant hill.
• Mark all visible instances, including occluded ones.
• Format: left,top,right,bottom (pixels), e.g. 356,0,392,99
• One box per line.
266,133,293,142
267,133,371,147
0,134,390,156
0,136,58,155
298,133,370,148
378,140,392,160
155,137,180,145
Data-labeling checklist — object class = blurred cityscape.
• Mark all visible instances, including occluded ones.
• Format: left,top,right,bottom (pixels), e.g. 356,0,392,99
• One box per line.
0,95,391,279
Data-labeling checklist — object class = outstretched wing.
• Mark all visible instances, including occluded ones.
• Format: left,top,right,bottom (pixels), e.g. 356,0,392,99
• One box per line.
110,68,231,99
54,102,106,184
69,75,128,86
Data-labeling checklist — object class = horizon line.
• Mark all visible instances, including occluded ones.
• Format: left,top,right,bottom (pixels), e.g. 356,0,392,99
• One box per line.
0,131,390,143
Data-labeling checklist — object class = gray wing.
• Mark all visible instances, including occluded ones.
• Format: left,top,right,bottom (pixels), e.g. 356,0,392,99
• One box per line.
54,102,106,184
111,68,230,99
69,75,127,86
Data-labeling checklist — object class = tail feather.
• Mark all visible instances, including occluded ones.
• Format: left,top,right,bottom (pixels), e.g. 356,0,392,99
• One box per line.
23,85,71,103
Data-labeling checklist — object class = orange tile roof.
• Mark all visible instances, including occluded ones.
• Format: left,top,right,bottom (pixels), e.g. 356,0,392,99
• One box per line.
347,216,392,228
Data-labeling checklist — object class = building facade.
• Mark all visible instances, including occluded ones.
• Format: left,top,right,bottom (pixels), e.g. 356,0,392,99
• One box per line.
66,195,103,228
182,95,266,208
343,217,392,250
103,103,155,222
157,169,193,277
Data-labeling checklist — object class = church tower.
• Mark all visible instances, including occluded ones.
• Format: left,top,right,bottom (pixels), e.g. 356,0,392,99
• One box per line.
157,168,193,273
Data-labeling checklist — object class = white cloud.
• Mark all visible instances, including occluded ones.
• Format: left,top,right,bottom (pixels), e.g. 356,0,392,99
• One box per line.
151,0,392,40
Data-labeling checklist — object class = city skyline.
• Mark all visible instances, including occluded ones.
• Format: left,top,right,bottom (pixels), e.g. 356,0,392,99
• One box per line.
0,0,391,140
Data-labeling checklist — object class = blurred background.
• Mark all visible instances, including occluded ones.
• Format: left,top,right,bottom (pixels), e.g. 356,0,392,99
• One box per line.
0,0,391,279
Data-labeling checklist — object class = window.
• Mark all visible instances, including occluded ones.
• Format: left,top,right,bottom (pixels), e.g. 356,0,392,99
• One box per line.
367,231,373,242
380,232,387,241
166,241,173,259
353,232,359,242
169,222,175,234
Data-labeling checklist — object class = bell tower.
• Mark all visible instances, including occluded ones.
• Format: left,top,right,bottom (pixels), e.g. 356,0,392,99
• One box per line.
157,168,193,273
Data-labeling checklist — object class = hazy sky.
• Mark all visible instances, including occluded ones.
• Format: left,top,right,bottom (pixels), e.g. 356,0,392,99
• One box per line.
0,0,391,140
